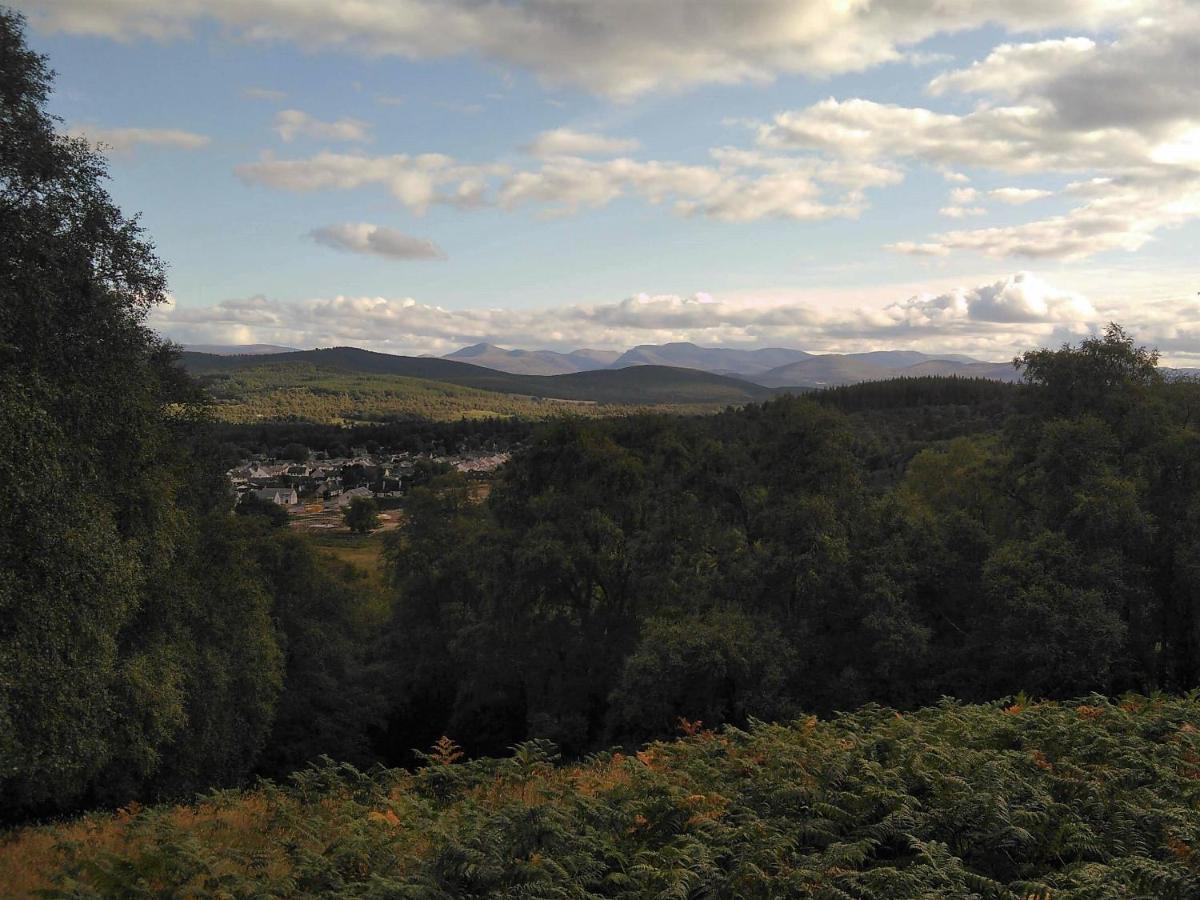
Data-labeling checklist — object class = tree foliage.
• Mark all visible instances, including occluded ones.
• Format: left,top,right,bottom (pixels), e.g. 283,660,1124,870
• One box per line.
0,12,376,818
377,325,1200,762
343,496,381,534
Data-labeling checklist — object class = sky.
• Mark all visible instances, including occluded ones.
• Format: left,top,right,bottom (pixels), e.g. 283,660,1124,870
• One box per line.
14,0,1200,363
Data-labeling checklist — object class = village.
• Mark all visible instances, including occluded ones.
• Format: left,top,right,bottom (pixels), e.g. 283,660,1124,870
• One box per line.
227,447,510,530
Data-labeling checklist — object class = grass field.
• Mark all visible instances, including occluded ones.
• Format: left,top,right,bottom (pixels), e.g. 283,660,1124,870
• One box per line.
307,528,391,586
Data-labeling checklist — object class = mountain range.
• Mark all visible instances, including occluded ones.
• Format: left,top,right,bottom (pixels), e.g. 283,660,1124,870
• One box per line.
178,342,1026,411
441,342,1020,387
179,347,774,405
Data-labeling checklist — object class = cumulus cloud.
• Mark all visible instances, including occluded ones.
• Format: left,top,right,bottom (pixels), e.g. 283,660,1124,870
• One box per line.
757,97,1155,173
523,128,640,158
989,187,1053,204
68,125,210,155
236,152,502,214
15,0,1154,98
273,109,371,143
889,170,1200,260
308,223,446,260
152,272,1200,368
928,8,1200,135
237,145,902,222
939,186,985,218
752,5,1200,261
927,37,1098,99
939,205,986,219
938,272,1094,323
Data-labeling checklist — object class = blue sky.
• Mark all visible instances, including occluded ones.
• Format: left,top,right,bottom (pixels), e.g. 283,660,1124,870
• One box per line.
15,1,1200,362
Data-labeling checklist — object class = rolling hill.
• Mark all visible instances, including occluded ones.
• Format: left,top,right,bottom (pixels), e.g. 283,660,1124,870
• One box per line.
180,347,772,406
193,364,645,423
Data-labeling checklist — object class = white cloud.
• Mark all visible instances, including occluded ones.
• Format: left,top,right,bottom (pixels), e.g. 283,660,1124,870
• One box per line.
524,128,640,158
927,37,1098,99
928,8,1200,136
753,6,1200,261
890,170,1200,260
989,187,1053,204
16,0,1155,98
940,186,985,217
235,152,503,214
236,145,902,223
938,272,1095,323
939,205,986,219
757,98,1155,173
67,125,210,155
308,223,446,260
274,109,371,143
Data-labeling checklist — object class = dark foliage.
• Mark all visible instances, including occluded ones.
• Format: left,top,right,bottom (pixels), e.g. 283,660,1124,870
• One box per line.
377,326,1200,761
343,496,381,534
208,416,533,458
0,11,376,820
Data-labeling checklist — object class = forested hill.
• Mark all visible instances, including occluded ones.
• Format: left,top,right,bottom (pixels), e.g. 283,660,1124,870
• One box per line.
180,347,773,404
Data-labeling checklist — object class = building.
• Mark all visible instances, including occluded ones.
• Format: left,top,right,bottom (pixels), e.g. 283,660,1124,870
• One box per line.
253,486,298,507
329,485,373,509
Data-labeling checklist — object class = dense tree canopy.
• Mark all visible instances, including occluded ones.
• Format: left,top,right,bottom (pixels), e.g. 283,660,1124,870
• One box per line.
377,327,1200,761
0,11,375,819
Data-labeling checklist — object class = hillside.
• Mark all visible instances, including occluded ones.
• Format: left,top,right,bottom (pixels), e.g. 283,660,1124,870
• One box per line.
181,347,772,406
195,363,652,423
757,353,1019,388
4,696,1198,897
900,359,1022,381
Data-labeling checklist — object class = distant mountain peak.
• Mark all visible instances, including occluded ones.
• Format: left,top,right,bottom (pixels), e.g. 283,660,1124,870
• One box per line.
453,342,503,355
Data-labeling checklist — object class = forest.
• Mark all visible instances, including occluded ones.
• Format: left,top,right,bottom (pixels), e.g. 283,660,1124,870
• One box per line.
3,9,1200,895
